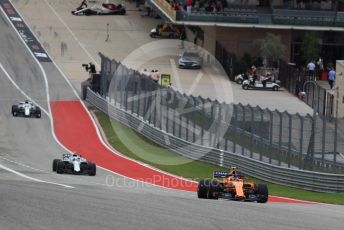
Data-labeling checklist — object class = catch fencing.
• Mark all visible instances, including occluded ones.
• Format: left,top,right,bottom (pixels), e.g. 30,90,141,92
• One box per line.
85,53,344,191
86,88,344,192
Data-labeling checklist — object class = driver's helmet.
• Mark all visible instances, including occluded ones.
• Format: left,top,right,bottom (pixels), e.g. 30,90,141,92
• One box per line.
228,166,237,176
25,100,29,104
73,152,78,157
266,72,272,76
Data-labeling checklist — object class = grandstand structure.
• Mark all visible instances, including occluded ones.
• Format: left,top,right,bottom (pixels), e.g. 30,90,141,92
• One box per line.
148,0,344,65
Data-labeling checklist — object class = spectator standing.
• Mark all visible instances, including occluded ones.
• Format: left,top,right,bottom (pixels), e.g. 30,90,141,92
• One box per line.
144,1,151,16
193,31,199,45
307,60,316,81
328,68,336,89
186,0,192,14
179,29,186,49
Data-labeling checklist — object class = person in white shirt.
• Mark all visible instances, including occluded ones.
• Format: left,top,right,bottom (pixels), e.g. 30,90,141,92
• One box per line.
307,61,316,81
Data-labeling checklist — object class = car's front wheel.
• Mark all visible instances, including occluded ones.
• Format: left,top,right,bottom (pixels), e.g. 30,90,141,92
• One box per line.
52,159,60,172
88,163,96,176
255,184,268,203
12,105,18,116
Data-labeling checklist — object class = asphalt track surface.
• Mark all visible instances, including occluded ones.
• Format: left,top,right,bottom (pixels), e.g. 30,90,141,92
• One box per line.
0,4,344,230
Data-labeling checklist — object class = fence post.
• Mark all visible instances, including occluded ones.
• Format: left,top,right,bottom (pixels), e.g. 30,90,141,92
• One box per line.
333,115,338,173
242,104,246,156
216,104,222,149
193,111,196,143
179,111,182,139
259,107,264,161
269,110,273,164
148,91,152,124
166,98,169,133
201,98,206,146
299,115,304,169
159,88,162,130
321,116,326,169
233,104,237,153
173,106,176,136
186,115,189,142
136,75,141,117
154,90,158,128
249,105,254,158
287,112,292,168
209,101,214,147
278,111,283,166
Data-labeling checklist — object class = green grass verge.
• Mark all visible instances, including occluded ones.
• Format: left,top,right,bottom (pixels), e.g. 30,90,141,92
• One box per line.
94,110,344,205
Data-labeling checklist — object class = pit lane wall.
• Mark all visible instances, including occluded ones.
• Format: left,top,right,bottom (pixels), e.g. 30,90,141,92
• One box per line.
86,88,344,193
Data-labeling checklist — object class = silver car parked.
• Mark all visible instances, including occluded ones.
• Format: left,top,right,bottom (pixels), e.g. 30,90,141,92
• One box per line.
178,50,202,69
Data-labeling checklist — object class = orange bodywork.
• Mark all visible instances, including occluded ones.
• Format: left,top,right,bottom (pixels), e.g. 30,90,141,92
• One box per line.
217,176,255,199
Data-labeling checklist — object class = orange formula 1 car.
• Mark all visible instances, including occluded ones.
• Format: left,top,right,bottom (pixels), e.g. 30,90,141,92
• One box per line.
197,167,268,203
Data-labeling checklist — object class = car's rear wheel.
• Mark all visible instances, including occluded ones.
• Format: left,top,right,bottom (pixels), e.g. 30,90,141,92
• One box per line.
56,161,65,174
242,84,249,90
88,163,96,176
52,159,60,172
256,184,268,203
197,180,208,199
273,86,279,91
207,180,220,200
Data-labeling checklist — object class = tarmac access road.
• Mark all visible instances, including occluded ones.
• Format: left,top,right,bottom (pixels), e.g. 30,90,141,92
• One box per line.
12,0,313,115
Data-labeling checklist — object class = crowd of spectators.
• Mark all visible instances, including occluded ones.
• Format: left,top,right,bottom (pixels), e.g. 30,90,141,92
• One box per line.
164,0,340,13
182,0,260,13
272,0,335,11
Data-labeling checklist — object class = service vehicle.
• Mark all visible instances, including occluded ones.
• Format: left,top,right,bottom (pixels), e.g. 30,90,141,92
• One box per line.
150,23,181,38
242,73,281,91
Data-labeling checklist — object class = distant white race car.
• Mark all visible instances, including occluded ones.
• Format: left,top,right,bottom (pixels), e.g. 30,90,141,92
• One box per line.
72,2,126,15
53,153,96,176
12,100,41,118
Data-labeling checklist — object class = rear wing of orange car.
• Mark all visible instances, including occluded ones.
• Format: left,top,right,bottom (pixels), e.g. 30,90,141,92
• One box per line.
213,171,230,178
213,171,246,179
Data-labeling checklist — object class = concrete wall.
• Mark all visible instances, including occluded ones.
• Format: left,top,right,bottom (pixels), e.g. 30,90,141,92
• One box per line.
336,60,344,118
201,26,217,55
200,26,292,62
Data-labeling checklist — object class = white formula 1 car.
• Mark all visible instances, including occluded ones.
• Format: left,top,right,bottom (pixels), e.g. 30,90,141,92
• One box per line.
53,153,96,176
12,100,41,118
72,2,126,15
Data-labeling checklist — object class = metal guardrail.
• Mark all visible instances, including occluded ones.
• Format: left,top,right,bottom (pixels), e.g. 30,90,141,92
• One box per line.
86,88,344,192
